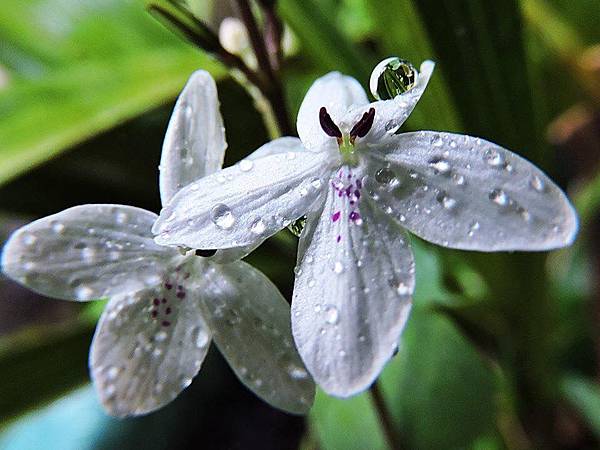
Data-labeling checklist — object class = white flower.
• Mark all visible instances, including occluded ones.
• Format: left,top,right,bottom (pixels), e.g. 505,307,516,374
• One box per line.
1,71,314,416
152,61,578,397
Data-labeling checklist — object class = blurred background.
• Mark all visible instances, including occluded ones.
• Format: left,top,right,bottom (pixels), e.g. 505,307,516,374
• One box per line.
1,0,600,449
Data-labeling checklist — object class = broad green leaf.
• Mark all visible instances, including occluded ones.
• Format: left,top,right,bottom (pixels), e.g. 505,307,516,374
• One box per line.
562,375,600,438
0,321,94,426
413,0,540,161
277,0,374,82
0,51,223,187
364,0,461,132
0,0,224,186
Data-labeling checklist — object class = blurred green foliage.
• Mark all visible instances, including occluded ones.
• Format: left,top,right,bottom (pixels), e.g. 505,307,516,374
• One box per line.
1,0,600,449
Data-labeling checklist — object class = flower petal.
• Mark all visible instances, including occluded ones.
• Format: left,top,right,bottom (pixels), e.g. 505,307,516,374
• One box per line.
366,131,578,251
90,258,211,417
153,150,334,250
345,60,434,143
199,260,316,414
245,136,304,160
1,205,174,301
297,72,369,150
292,175,414,397
160,70,227,205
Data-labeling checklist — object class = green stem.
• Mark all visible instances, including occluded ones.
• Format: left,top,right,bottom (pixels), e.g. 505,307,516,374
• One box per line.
369,381,402,450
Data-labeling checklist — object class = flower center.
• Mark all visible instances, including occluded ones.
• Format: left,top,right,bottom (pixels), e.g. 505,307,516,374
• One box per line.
319,107,375,165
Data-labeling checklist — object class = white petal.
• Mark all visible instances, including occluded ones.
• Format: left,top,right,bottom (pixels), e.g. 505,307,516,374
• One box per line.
365,131,578,251
199,261,315,414
292,174,414,397
1,205,174,301
297,72,369,150
160,70,227,205
90,258,211,417
245,136,305,160
345,60,434,143
153,150,334,250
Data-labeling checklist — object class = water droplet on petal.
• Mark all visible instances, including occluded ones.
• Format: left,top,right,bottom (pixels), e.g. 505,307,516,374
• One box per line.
75,285,93,301
211,204,235,229
324,305,339,324
194,328,210,348
288,365,309,379
50,221,65,234
489,189,509,206
430,134,444,147
369,57,417,100
436,192,457,210
452,173,465,185
530,175,545,192
311,178,322,189
250,218,266,234
333,261,344,274
428,157,451,174
483,148,504,167
375,168,400,190
155,331,168,342
239,159,253,172
106,366,120,380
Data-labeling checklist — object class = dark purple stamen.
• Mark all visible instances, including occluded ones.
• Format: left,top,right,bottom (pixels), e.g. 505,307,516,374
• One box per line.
319,107,342,138
349,108,375,140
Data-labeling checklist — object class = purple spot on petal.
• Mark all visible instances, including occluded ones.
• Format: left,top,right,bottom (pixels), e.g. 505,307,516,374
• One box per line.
162,298,167,304
151,310,158,318
162,321,171,327
177,292,186,299
332,211,341,222
349,211,362,223
165,282,173,290
153,298,160,306
337,235,341,242
356,179,362,189
165,307,171,315
354,190,361,199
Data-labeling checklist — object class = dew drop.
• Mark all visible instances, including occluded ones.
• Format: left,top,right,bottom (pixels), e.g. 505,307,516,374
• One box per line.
436,192,457,210
210,204,235,229
75,285,93,301
483,148,504,167
106,366,120,380
50,221,65,234
530,175,545,192
324,305,339,324
428,157,451,174
311,178,322,189
333,261,344,274
23,234,37,246
155,331,168,342
452,173,465,185
431,134,444,147
239,159,253,172
396,282,411,295
307,279,316,288
288,365,309,379
115,211,128,224
250,218,266,235
489,189,509,206
194,328,210,348
369,57,417,100
375,167,395,185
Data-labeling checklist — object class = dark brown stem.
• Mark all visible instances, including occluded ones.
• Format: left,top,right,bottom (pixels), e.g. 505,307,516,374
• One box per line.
369,381,402,450
233,0,293,136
